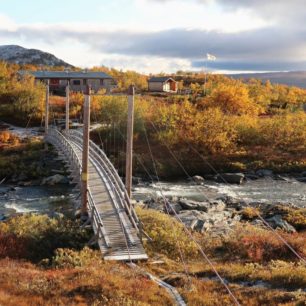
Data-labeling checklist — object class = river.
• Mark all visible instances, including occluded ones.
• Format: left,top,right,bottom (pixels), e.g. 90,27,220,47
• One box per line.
1,122,305,217
0,184,75,218
133,177,306,207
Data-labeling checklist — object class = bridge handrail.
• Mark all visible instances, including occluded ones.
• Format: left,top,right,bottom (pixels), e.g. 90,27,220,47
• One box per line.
46,128,111,248
66,130,141,231
68,138,136,245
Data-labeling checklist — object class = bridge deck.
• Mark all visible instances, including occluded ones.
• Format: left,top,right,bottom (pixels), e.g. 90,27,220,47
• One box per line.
71,141,147,260
46,128,147,261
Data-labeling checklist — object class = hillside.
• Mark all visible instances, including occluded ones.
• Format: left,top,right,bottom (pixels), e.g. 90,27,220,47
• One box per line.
0,45,73,67
230,71,306,88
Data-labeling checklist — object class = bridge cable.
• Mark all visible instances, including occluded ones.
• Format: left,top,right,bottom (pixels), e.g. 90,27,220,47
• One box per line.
115,125,192,289
183,141,306,264
149,119,306,264
142,121,241,305
142,122,193,290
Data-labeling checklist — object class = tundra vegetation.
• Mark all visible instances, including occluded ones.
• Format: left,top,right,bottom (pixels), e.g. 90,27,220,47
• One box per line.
0,209,305,305
1,61,306,177
0,61,306,304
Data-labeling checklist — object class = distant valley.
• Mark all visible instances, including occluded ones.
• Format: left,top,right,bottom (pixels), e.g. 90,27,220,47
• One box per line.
230,71,306,88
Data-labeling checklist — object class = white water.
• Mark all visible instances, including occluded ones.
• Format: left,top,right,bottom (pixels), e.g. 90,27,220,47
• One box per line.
0,185,74,216
133,178,306,207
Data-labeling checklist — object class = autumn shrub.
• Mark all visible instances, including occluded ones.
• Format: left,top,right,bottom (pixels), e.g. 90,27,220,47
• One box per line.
0,214,91,262
283,208,306,231
259,112,306,151
0,232,29,259
136,207,199,260
52,247,102,268
241,207,260,221
220,224,306,262
0,75,45,125
268,260,306,289
196,260,306,290
203,81,262,115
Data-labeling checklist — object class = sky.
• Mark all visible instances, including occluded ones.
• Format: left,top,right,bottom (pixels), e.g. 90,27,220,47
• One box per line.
0,0,305,73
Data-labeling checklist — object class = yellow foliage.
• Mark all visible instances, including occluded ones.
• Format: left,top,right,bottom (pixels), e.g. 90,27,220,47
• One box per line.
204,81,262,115
136,207,199,260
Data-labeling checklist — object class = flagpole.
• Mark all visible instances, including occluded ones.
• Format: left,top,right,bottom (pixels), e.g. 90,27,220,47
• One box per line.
204,56,208,96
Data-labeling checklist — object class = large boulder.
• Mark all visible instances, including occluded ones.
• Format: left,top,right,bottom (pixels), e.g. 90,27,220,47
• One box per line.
297,177,306,183
41,174,69,186
266,215,296,233
179,199,210,211
178,199,225,212
215,173,246,184
217,196,249,210
189,175,205,185
256,169,273,177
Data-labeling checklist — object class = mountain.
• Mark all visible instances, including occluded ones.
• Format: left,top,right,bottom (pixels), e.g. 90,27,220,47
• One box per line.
0,45,73,67
230,71,306,88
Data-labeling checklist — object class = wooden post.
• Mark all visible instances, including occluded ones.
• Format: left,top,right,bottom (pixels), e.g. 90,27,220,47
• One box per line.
65,80,70,132
81,85,91,217
125,85,135,198
44,79,49,150
45,79,50,135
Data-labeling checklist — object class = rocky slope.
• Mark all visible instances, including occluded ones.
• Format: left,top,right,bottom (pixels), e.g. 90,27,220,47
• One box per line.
0,45,73,67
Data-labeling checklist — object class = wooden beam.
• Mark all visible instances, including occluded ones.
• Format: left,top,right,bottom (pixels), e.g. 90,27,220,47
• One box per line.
125,85,135,198
81,85,91,217
65,80,70,132
45,79,49,135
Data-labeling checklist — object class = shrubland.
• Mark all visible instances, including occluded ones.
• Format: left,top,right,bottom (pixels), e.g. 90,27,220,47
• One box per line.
1,61,306,176
1,209,305,305
0,137,52,181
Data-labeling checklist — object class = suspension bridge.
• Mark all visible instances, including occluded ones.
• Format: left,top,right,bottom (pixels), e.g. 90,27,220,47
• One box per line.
44,83,147,261
41,79,304,306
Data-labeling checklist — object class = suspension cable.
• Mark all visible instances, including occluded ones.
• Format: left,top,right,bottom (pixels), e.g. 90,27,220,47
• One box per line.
149,119,306,265
142,121,241,305
185,142,306,264
116,125,192,288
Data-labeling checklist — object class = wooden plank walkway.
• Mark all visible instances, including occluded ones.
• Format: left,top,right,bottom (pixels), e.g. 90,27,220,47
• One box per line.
46,128,147,261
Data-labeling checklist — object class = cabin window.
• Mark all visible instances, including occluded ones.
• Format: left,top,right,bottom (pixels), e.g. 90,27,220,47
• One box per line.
73,80,81,85
83,79,87,85
100,79,104,85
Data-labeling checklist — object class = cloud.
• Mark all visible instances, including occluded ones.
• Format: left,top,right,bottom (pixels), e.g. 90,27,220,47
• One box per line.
1,24,305,70
0,0,305,73
149,0,306,26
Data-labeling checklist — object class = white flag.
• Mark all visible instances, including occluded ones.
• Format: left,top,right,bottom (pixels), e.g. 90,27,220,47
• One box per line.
207,53,216,61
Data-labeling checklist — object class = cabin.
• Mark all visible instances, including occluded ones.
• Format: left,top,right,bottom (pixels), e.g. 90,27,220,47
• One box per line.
148,77,178,93
18,70,116,94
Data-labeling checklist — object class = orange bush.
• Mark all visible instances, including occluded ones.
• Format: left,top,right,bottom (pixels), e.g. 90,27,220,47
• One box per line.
222,225,306,262
0,131,11,143
0,233,29,259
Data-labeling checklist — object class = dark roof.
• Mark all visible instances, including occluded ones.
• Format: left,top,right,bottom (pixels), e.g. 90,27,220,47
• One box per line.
148,76,176,83
18,70,113,79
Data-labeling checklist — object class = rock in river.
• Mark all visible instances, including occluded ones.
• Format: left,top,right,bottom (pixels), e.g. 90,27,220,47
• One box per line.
41,174,69,186
189,175,205,184
178,198,225,212
215,173,246,184
256,169,273,177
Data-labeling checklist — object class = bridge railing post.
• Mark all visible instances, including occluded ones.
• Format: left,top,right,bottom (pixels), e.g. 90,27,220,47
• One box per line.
81,85,91,220
125,85,135,198
44,79,50,150
65,80,70,132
